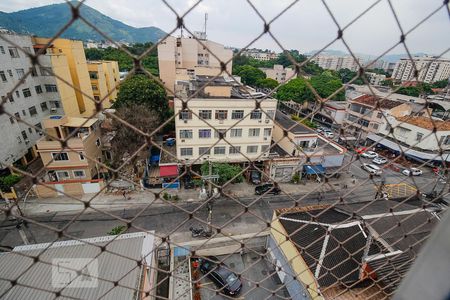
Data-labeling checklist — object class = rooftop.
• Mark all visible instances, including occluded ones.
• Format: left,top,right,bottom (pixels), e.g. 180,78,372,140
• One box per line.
63,117,98,128
0,232,154,300
397,116,450,131
352,94,402,110
274,111,316,134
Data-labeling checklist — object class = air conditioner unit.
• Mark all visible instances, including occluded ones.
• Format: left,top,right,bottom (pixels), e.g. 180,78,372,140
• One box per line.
265,119,270,123
258,120,262,123
183,120,188,123
25,139,30,144
50,108,57,114
264,137,268,141
181,139,185,143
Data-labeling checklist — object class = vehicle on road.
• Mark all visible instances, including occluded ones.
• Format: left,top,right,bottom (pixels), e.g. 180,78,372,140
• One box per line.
323,130,334,138
402,168,423,176
356,147,367,154
250,170,261,185
199,256,242,296
372,157,387,165
255,183,281,195
361,151,378,159
361,163,382,175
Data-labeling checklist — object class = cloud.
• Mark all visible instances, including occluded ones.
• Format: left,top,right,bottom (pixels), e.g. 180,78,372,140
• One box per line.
0,0,448,56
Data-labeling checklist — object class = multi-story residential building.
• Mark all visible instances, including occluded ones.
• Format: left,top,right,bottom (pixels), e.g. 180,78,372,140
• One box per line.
87,60,120,108
365,72,386,85
342,94,428,141
157,35,233,95
174,77,277,165
32,37,96,117
34,115,105,197
259,64,295,83
392,56,450,83
241,48,279,61
311,55,363,72
368,115,450,164
0,32,65,169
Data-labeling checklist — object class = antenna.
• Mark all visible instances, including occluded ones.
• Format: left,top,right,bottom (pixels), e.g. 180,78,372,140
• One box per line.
204,13,208,37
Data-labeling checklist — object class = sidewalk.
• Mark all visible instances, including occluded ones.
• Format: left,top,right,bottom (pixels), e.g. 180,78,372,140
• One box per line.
17,173,359,216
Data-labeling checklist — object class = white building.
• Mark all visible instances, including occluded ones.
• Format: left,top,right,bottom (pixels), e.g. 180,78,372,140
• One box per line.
0,32,64,169
392,56,450,83
241,49,278,61
311,55,363,72
259,64,295,83
366,72,387,85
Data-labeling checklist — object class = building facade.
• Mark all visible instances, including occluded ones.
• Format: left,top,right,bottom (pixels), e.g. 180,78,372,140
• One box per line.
157,35,233,95
260,64,295,83
365,72,386,85
87,60,120,108
35,115,104,197
0,32,64,168
241,48,278,61
392,56,450,83
311,55,363,72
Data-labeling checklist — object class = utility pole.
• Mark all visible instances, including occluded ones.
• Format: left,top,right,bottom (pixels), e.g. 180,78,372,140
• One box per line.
206,158,213,235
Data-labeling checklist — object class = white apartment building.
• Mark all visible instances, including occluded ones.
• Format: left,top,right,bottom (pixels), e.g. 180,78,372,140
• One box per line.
157,35,233,95
241,49,278,61
0,32,64,169
366,72,386,85
392,56,450,83
311,55,363,72
260,64,295,83
174,92,277,164
368,116,450,164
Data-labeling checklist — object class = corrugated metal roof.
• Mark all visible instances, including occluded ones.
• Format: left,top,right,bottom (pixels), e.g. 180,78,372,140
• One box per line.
0,232,154,300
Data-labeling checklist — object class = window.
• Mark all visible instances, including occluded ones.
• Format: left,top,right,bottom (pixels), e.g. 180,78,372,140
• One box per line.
56,171,70,180
16,69,25,79
94,96,100,101
21,130,27,140
261,145,269,153
45,84,58,92
28,128,33,134
23,88,32,97
199,110,212,120
214,129,227,138
179,129,193,139
377,112,383,118
214,146,226,155
92,85,98,91
231,110,244,119
96,138,101,147
79,152,85,160
250,110,262,119
7,70,12,77
40,102,48,111
230,128,242,137
9,117,14,124
248,128,260,137
416,133,423,141
180,147,193,156
215,110,228,120
0,71,6,82
247,145,258,153
266,110,275,120
89,71,98,79
40,67,53,76
35,85,43,94
179,110,192,120
52,152,69,161
264,128,272,137
443,135,450,145
199,147,210,156
9,47,19,58
28,106,37,116
73,170,86,178
35,123,42,134
229,146,241,154
30,66,38,77
22,110,26,116
7,93,13,102
14,112,20,119
385,124,392,132
50,101,61,108
372,123,379,130
0,46,4,54
198,129,211,138
15,91,20,98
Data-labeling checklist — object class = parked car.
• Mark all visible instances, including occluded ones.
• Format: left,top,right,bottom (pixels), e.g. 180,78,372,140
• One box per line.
361,151,378,159
323,130,334,138
402,168,423,176
250,170,261,185
199,257,242,296
255,183,281,195
361,163,382,176
372,157,387,165
356,147,368,154
317,128,324,134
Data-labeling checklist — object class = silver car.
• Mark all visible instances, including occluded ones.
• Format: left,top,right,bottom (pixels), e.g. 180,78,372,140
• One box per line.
372,157,387,165
361,163,382,176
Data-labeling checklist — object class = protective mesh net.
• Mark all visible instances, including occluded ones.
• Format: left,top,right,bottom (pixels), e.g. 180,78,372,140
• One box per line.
0,0,449,299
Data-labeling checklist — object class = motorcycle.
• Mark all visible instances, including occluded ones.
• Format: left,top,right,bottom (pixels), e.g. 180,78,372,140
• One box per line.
189,226,212,238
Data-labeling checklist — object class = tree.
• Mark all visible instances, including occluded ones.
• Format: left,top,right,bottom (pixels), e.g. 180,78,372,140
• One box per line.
115,74,169,119
256,78,278,89
201,162,244,185
337,68,363,85
380,79,394,87
235,65,266,86
275,77,313,103
110,104,160,169
396,83,434,97
432,79,449,89
310,71,345,101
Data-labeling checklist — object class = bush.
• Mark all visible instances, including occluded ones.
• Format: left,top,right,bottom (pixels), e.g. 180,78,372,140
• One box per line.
162,192,170,201
0,175,22,192
108,225,126,235
292,173,300,184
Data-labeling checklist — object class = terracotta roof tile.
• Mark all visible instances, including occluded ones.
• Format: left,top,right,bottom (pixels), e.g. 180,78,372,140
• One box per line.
397,116,450,131
352,94,402,110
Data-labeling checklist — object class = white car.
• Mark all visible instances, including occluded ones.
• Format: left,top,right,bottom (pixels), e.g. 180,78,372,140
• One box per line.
361,163,382,176
361,151,378,159
372,157,387,165
402,168,423,176
323,130,334,138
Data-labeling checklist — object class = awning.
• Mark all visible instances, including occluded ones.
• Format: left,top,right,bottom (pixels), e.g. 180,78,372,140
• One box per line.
159,165,178,177
304,164,326,175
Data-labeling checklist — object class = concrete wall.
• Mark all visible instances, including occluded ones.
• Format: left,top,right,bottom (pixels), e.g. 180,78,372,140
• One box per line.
34,179,104,198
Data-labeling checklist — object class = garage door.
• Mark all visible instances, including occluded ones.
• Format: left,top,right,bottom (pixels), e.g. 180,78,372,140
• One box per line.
82,183,101,194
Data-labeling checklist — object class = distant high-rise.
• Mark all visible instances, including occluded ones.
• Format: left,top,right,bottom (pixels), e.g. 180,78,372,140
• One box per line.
392,56,450,83
311,55,363,72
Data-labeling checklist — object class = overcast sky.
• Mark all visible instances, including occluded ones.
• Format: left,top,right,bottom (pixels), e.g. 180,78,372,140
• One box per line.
1,0,449,57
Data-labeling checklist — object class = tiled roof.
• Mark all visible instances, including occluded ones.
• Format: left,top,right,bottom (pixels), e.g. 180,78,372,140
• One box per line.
397,116,450,131
352,94,402,109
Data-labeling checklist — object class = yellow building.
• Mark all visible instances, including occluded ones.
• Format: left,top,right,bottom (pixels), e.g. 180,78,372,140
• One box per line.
32,37,96,117
87,60,120,108
34,115,105,198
